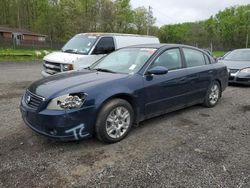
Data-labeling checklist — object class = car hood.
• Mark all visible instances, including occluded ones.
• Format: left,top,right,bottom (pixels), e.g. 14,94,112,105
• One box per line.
43,51,85,64
220,60,250,70
28,70,128,99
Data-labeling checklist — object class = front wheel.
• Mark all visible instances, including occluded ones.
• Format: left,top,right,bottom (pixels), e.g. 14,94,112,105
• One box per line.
203,81,221,107
95,99,134,143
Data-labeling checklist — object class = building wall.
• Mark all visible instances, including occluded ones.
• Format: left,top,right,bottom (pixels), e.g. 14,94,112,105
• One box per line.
3,32,12,39
0,31,46,42
23,35,39,41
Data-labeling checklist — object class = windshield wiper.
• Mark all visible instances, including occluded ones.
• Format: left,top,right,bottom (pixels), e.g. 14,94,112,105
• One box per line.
93,68,116,73
62,49,79,54
84,66,91,70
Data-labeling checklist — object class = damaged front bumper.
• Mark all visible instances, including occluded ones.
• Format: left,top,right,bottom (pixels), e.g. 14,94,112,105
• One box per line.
20,97,96,141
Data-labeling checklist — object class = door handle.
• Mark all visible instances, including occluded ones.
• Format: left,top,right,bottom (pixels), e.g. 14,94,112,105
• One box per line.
208,70,214,74
179,77,187,83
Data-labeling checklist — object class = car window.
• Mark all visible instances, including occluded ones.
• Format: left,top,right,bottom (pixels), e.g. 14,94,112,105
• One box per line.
224,49,250,61
183,48,206,67
91,48,157,74
151,48,182,71
204,54,210,64
92,37,115,54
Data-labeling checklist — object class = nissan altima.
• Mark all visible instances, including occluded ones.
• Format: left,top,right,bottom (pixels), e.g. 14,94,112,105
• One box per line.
219,48,250,85
20,44,228,143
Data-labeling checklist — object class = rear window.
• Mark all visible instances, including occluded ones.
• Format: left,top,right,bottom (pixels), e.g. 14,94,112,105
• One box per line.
204,54,211,64
183,48,206,67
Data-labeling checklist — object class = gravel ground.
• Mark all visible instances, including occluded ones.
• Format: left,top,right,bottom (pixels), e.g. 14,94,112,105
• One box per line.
0,61,249,188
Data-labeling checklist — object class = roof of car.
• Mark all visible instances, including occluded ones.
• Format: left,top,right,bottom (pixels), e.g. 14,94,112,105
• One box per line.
232,48,250,51
129,43,197,49
77,32,158,38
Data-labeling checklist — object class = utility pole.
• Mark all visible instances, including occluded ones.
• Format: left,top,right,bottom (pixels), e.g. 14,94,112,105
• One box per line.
246,33,249,48
245,10,250,48
17,0,21,28
147,6,153,35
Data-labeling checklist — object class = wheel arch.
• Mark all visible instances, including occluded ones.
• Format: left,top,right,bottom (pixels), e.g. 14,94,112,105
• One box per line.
96,93,139,124
214,78,222,97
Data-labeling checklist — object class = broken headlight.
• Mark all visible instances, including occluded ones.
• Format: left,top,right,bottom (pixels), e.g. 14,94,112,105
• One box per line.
47,93,87,110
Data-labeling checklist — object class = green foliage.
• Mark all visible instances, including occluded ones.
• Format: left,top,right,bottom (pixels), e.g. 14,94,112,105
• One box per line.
0,0,156,41
0,1,249,51
212,51,226,57
0,48,52,60
160,4,250,50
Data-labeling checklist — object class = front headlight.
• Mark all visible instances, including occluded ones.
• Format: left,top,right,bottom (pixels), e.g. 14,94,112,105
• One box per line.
240,68,250,73
62,64,74,71
47,93,87,110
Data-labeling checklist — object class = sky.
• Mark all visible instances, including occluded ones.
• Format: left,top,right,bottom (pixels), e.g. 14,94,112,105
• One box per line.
130,0,250,26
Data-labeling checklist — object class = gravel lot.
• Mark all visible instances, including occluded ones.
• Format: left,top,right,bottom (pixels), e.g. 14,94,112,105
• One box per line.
0,61,249,188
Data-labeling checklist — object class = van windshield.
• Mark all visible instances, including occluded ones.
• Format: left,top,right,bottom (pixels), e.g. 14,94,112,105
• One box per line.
62,35,98,55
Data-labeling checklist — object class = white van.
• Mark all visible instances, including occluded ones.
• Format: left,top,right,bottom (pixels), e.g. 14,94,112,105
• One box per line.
42,33,160,76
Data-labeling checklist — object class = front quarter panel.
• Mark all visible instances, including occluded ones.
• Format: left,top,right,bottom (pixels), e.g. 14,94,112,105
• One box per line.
84,74,145,122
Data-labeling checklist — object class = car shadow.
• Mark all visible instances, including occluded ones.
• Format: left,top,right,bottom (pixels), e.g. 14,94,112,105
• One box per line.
228,83,250,88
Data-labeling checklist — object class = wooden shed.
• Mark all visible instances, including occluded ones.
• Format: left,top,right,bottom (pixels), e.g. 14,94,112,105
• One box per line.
0,26,47,45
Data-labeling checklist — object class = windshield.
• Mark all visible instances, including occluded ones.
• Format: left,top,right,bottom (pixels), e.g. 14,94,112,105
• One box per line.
224,50,250,61
90,48,157,74
62,35,98,55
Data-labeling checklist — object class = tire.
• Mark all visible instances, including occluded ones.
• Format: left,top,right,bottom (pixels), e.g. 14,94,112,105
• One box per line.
203,81,221,108
95,99,134,143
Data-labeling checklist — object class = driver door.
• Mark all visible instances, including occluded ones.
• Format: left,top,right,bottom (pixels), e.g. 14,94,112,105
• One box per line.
143,48,190,118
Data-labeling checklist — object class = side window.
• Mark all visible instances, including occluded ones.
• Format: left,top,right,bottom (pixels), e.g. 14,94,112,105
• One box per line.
151,48,182,71
183,48,206,67
204,54,210,64
92,37,115,55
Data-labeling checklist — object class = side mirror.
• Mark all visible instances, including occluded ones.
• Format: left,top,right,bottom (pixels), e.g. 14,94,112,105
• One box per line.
92,46,105,55
146,66,168,75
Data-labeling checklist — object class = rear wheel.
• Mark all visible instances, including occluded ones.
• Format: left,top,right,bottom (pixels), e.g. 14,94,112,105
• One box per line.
203,81,221,107
95,99,134,143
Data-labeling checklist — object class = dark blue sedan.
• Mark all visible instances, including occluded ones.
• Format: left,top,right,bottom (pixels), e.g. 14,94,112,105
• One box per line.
20,44,228,143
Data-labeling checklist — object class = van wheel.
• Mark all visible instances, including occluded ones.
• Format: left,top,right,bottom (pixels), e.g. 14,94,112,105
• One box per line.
203,81,221,107
95,99,134,143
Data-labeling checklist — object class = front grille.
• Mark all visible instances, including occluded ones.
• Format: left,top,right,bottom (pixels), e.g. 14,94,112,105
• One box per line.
236,78,250,82
229,69,239,73
43,61,62,75
24,91,45,109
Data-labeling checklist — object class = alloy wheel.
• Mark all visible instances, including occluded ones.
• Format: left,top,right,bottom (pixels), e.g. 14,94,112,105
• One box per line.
105,106,131,139
209,84,220,105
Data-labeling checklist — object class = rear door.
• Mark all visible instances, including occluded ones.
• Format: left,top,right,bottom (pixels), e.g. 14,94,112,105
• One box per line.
143,48,190,117
182,48,214,102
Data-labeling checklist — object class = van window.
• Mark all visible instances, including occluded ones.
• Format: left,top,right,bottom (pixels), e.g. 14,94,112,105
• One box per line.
92,37,115,55
151,48,182,71
183,48,206,67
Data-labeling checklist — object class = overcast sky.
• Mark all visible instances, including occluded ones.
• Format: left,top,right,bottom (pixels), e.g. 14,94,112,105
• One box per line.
130,0,250,26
